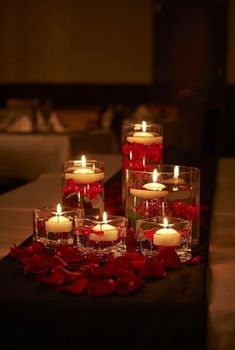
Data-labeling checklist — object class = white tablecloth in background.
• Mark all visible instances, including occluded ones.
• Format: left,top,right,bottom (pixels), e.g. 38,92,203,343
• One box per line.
0,133,71,180
207,158,235,350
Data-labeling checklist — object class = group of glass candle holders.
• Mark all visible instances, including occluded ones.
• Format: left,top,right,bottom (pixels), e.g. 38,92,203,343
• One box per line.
33,121,200,262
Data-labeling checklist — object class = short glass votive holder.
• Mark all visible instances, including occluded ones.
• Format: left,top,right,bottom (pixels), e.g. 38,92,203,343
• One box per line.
33,205,80,248
62,158,104,216
122,121,163,172
136,217,192,262
76,214,127,258
126,165,200,246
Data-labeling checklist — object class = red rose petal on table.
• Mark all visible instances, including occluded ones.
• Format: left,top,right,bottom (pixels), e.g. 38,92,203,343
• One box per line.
55,245,82,263
10,244,23,259
59,278,88,295
85,254,103,265
22,254,49,275
39,269,65,287
87,279,114,297
186,255,203,266
115,275,145,295
140,259,166,278
100,262,119,278
48,255,68,269
52,266,82,282
124,252,145,272
116,269,137,280
22,241,45,255
81,263,102,279
10,241,45,260
114,256,133,272
158,247,181,269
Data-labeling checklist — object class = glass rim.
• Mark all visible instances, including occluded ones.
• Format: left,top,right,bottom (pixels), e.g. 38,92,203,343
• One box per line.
83,214,127,223
127,165,200,175
136,216,191,225
63,159,104,165
123,121,163,129
33,205,78,213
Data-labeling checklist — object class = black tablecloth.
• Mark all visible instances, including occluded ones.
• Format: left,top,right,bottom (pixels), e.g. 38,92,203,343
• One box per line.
0,157,217,350
0,255,206,350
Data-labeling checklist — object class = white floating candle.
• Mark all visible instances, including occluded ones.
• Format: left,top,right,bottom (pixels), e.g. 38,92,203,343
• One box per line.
65,155,104,184
130,169,168,199
90,212,118,242
153,217,180,247
163,166,186,185
45,204,72,233
127,121,162,145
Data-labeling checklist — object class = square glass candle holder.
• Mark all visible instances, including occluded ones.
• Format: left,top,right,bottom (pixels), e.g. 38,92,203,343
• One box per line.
33,205,81,248
62,157,104,216
76,213,127,258
136,217,192,262
126,165,200,246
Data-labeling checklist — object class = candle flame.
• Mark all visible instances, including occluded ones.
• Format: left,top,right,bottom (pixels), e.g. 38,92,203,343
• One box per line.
102,211,107,223
56,203,62,215
152,169,158,182
163,217,168,227
143,157,146,167
174,165,179,179
130,150,132,160
141,121,147,133
81,155,86,168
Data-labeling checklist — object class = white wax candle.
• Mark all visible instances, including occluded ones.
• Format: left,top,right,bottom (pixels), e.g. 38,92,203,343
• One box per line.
153,218,180,247
65,155,104,184
89,212,118,242
45,204,72,233
130,188,168,199
127,121,162,145
130,168,168,199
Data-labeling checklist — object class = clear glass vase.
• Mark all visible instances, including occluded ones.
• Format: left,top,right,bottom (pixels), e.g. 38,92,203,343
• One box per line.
126,165,200,247
62,158,104,216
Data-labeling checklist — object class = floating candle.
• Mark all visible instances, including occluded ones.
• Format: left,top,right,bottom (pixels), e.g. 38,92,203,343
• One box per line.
163,166,186,185
45,204,72,233
127,121,162,145
130,169,168,199
90,212,118,242
65,155,104,184
153,217,180,247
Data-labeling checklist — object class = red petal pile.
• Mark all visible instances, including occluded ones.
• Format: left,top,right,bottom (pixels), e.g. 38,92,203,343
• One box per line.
10,241,203,297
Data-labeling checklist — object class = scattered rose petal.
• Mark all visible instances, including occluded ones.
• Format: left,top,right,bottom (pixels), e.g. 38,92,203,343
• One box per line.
124,252,145,272
158,247,181,269
59,278,88,295
115,275,145,295
114,256,133,272
52,266,82,282
186,255,203,266
48,255,68,269
140,258,166,278
87,279,114,297
39,269,65,287
100,262,119,278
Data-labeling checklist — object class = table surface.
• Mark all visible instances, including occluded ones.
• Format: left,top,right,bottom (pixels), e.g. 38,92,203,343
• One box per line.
0,156,233,350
